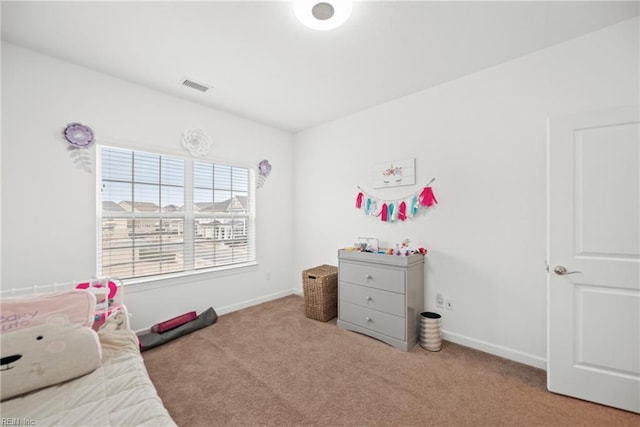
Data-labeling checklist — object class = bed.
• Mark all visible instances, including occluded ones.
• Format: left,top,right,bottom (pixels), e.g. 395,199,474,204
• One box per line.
0,280,177,426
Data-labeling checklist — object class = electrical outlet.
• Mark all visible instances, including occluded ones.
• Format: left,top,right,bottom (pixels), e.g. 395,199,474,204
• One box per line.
436,293,444,308
445,298,454,311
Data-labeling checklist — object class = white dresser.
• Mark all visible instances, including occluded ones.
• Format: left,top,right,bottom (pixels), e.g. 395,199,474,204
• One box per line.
337,249,424,351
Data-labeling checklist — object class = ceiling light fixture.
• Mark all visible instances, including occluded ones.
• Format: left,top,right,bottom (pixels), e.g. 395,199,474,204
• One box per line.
293,0,353,31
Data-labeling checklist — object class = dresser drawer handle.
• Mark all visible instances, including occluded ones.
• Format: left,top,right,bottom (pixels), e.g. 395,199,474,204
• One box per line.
365,296,372,302
365,274,372,280
365,316,372,322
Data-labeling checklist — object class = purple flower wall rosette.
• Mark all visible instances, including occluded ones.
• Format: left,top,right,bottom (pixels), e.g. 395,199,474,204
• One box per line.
257,159,272,189
258,159,272,177
63,122,95,173
64,123,95,148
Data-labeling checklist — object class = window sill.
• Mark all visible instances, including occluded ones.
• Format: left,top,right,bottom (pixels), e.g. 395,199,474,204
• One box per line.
120,261,258,293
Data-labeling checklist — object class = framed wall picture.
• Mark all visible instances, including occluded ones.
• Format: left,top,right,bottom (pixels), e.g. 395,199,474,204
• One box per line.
372,158,415,188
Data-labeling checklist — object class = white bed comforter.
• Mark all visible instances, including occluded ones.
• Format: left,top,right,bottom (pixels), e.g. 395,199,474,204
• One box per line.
0,328,177,427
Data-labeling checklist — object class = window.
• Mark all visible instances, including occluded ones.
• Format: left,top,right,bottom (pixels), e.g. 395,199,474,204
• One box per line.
98,146,255,280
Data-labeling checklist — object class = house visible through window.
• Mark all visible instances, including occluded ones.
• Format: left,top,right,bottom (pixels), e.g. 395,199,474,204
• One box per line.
98,146,255,280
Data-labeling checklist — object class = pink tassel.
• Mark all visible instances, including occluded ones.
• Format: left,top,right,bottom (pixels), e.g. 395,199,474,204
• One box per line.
398,201,407,221
420,187,438,207
426,187,438,206
355,192,363,209
381,203,388,222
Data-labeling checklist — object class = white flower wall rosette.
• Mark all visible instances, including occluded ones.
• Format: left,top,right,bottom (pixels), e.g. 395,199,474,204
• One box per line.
181,128,211,157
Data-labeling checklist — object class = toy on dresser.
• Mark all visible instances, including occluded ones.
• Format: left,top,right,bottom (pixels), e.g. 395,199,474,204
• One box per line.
385,238,428,256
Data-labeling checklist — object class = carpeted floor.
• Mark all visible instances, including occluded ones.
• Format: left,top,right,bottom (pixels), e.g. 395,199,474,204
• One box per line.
143,295,639,426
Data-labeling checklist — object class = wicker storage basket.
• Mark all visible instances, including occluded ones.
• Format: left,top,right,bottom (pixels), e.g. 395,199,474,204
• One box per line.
302,264,338,322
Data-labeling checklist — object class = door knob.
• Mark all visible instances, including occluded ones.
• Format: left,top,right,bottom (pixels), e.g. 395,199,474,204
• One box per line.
554,265,581,275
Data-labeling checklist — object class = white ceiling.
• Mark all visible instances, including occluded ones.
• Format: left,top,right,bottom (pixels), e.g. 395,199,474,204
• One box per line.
2,1,638,133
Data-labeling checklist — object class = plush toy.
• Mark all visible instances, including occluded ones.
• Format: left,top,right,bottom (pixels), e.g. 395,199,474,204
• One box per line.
99,309,128,332
0,290,102,401
391,238,412,256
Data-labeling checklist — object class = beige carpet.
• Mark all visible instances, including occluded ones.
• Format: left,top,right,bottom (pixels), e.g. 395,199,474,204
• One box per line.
143,295,639,426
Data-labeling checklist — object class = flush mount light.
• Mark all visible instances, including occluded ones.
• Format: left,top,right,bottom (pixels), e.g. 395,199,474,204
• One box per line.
293,0,353,31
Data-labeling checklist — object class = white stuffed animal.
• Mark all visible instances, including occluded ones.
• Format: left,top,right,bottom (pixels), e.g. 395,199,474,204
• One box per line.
0,290,102,401
99,310,127,332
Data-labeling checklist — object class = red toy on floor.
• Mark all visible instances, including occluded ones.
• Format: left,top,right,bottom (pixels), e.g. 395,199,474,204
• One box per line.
150,311,197,334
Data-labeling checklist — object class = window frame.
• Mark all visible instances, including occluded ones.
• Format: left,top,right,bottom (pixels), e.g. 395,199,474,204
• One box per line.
96,144,256,284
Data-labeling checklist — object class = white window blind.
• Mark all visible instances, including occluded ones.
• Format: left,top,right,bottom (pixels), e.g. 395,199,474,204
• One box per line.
98,146,255,280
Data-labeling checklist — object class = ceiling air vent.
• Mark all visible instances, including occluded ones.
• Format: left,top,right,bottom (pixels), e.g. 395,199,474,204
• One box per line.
181,78,210,93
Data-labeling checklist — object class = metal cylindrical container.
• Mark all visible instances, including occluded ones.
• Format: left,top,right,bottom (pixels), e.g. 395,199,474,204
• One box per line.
419,311,442,351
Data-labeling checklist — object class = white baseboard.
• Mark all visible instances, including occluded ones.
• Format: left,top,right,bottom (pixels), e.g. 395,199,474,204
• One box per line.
442,330,547,370
135,289,299,335
209,291,548,371
135,289,547,371
214,289,298,316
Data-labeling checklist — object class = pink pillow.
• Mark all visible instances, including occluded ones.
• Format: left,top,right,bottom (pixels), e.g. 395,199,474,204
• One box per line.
1,290,95,333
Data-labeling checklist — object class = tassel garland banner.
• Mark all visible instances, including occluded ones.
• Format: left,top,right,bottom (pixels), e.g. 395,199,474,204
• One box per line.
356,179,437,223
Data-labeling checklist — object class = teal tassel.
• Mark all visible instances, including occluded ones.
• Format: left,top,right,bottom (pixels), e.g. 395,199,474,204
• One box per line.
365,198,371,214
388,203,394,222
411,196,419,216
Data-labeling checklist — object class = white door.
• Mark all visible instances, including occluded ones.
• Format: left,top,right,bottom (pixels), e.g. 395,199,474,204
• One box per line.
548,106,640,413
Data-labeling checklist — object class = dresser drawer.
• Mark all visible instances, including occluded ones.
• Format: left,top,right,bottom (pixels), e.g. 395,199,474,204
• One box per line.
339,282,405,317
339,301,405,341
339,262,405,293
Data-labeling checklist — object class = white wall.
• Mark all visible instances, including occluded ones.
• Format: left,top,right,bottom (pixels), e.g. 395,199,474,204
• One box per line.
292,18,639,368
2,17,638,367
1,42,295,330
